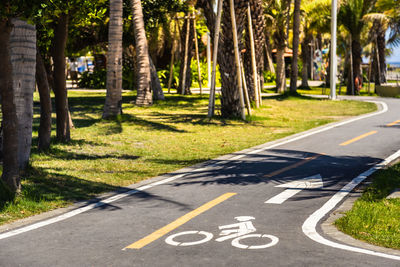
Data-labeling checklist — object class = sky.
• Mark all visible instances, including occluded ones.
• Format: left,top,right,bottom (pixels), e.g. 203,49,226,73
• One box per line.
387,46,400,63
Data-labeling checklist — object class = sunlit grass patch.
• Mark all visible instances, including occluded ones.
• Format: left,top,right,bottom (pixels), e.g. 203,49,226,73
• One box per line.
335,164,400,249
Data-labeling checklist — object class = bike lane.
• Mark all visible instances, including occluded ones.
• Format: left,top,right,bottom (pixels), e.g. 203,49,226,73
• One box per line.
1,97,400,266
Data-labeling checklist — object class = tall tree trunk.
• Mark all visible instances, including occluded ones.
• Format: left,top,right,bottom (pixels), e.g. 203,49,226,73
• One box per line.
289,0,301,94
352,38,362,95
218,0,248,117
52,13,70,142
265,31,275,74
244,0,265,102
301,32,312,88
10,19,36,170
345,41,353,95
103,0,123,118
374,24,386,85
179,16,194,95
149,56,165,100
285,0,292,42
276,46,286,93
0,19,19,192
347,37,361,95
36,49,52,151
131,0,152,106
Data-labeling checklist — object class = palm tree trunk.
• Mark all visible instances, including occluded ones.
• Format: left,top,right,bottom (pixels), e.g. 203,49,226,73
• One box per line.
52,13,70,142
36,48,52,151
10,19,36,170
265,31,275,74
276,46,286,93
218,0,248,117
131,0,152,106
289,0,301,93
376,27,386,84
149,56,165,100
103,0,123,118
0,19,19,192
301,32,312,88
352,38,362,94
197,0,248,117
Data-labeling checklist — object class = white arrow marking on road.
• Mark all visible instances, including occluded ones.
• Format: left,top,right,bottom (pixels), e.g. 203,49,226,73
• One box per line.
265,174,323,204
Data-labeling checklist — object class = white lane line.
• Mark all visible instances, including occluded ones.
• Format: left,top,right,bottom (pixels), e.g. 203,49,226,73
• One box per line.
265,189,303,204
266,174,323,204
302,149,400,261
0,101,388,240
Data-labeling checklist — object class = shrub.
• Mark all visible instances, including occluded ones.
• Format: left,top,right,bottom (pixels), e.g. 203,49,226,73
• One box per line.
78,69,107,89
264,70,276,83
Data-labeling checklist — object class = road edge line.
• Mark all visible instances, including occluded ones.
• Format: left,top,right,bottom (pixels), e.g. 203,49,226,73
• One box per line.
302,149,400,261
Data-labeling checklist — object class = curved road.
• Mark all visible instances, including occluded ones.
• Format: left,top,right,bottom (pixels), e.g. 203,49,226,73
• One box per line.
1,96,400,266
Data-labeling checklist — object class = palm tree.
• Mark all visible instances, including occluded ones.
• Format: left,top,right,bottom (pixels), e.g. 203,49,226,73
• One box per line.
103,0,123,118
369,18,387,85
10,19,36,170
218,0,248,117
376,0,400,45
339,0,377,94
131,0,152,106
367,0,400,85
0,18,19,192
196,0,248,117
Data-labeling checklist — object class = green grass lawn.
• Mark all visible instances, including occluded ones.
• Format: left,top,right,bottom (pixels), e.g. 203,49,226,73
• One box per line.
0,92,376,225
263,83,378,97
335,164,400,250
297,83,378,96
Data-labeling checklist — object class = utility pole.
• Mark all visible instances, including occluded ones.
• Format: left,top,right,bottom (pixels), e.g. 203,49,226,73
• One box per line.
330,0,337,100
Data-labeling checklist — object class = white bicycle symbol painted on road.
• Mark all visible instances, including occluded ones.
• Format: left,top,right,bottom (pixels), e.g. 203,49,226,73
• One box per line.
165,216,279,249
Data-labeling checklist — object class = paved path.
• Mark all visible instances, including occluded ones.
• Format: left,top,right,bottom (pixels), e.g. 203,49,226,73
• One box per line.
1,97,400,266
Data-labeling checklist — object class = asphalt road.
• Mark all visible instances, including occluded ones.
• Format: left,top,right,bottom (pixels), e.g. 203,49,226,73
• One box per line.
1,96,400,266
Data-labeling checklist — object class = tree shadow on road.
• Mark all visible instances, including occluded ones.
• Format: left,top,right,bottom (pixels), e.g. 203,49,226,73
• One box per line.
164,149,382,202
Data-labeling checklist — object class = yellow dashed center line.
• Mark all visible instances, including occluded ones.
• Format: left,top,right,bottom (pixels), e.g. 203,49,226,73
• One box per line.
387,120,400,127
263,154,323,178
340,131,377,146
123,192,237,250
